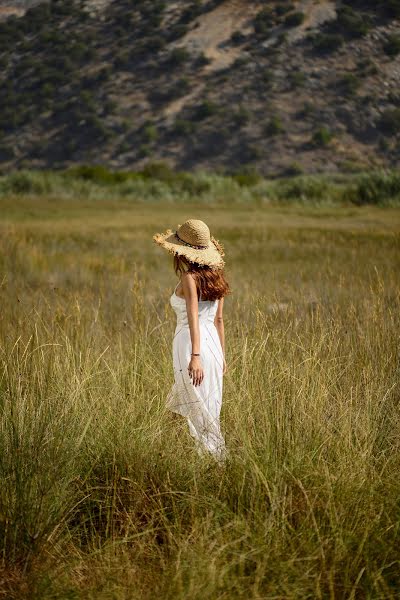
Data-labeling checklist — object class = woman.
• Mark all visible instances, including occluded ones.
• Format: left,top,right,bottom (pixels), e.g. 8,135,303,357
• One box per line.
153,219,230,462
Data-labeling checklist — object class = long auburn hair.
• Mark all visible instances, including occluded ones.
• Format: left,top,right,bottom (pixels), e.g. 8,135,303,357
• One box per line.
174,255,231,301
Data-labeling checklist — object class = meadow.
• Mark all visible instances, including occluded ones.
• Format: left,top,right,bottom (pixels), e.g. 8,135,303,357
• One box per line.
0,170,400,599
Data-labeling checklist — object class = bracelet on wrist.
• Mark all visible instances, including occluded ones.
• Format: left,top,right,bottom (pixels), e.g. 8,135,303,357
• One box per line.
191,353,200,356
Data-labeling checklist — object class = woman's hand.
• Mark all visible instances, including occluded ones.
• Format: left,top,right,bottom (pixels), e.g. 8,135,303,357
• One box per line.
188,356,204,387
222,356,227,375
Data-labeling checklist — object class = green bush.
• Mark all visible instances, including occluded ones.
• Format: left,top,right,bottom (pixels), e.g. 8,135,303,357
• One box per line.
288,70,306,89
138,144,152,158
139,161,211,194
339,73,361,97
357,57,378,76
196,52,211,67
168,23,189,41
66,165,132,185
1,171,48,194
143,123,158,143
383,34,400,58
284,12,305,27
283,162,304,177
275,175,330,202
335,6,370,38
312,33,344,54
231,167,261,187
350,171,400,205
379,109,400,135
231,30,245,45
172,119,196,136
232,106,250,127
140,160,175,181
179,1,202,24
167,47,190,66
254,8,274,35
242,143,262,162
0,143,15,161
194,100,219,120
297,102,315,120
265,115,284,136
312,127,333,147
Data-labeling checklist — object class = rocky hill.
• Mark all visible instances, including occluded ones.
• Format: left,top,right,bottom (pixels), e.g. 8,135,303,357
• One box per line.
1,0,400,176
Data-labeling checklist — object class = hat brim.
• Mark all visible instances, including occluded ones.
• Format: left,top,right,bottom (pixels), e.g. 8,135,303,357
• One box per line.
153,229,225,269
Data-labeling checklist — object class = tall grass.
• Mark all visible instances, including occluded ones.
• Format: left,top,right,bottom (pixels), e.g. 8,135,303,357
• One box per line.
0,198,399,598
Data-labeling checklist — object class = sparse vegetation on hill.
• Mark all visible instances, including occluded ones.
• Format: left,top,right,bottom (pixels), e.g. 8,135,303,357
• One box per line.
0,0,399,174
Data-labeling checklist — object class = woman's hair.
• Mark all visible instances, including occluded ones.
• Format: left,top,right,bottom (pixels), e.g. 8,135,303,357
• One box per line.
173,255,231,301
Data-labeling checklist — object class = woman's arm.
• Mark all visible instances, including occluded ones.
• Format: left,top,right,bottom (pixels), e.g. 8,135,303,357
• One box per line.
214,297,227,374
182,272,204,387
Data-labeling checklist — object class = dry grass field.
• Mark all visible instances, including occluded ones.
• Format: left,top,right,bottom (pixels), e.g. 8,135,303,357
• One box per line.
0,188,400,598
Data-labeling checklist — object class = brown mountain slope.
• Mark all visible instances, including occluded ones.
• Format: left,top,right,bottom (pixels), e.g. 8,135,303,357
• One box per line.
1,0,400,175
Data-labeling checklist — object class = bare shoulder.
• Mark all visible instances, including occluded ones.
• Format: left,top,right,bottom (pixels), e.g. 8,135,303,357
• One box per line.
181,271,195,285
181,271,197,297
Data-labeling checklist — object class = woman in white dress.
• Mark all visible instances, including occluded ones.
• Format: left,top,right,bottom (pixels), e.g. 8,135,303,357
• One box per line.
153,219,230,462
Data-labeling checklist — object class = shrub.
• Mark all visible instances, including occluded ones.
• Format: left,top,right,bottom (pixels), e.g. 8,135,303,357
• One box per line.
140,160,174,180
350,171,400,205
168,23,189,41
1,171,48,194
261,69,274,84
378,109,400,135
383,34,400,58
143,123,158,143
144,35,166,53
0,143,15,161
231,30,245,45
288,70,306,89
167,46,190,66
179,1,202,24
276,175,329,201
339,73,361,97
335,6,370,38
276,4,295,16
242,143,262,161
297,102,316,119
312,127,333,147
138,144,152,158
194,100,219,120
114,50,131,69
232,106,250,127
196,52,211,67
265,115,284,136
67,165,131,185
357,57,378,76
172,119,195,136
254,8,274,35
312,33,344,54
284,162,304,177
284,12,305,27
231,167,261,187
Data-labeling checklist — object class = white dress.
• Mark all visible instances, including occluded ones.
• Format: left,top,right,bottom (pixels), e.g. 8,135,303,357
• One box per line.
166,280,226,462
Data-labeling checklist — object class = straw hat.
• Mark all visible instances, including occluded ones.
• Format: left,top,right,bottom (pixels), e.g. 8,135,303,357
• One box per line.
153,219,225,269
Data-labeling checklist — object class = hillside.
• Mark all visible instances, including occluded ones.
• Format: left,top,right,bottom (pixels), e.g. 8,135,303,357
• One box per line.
1,0,400,176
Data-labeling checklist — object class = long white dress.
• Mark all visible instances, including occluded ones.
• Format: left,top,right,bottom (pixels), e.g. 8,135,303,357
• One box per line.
166,280,226,462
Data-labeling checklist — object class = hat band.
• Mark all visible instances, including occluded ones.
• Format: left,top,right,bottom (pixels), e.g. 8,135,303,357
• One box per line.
175,231,209,250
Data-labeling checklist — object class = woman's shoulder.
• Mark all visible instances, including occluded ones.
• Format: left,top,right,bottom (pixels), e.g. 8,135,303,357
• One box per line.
181,271,196,286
